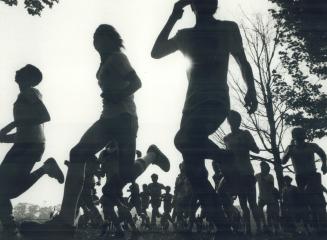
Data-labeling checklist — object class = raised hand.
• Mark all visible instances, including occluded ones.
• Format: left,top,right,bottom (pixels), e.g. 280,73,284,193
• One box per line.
171,0,190,20
244,89,258,114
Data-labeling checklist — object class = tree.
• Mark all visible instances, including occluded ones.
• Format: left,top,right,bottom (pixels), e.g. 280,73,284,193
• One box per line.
268,0,327,78
13,203,27,220
25,204,40,220
0,0,59,15
212,15,326,190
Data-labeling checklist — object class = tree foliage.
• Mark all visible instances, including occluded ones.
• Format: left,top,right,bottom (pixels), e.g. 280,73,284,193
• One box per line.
0,0,59,15
268,0,327,79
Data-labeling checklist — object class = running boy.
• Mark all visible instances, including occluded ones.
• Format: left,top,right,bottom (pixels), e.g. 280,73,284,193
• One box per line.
148,174,165,227
0,65,64,237
152,0,258,234
282,127,327,232
256,161,275,231
161,186,175,231
224,110,261,234
20,25,170,239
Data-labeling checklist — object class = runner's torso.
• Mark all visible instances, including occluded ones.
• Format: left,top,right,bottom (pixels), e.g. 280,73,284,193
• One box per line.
173,21,240,112
96,52,137,119
224,130,254,175
290,143,317,175
14,88,45,143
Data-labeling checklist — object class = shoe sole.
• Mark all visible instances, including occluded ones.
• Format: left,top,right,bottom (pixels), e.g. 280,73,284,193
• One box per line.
45,158,65,184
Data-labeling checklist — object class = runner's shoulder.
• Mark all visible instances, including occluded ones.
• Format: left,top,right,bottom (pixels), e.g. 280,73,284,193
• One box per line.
218,20,240,31
305,142,319,149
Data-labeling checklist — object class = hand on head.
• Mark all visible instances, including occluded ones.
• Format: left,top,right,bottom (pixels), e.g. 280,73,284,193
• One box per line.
172,0,190,19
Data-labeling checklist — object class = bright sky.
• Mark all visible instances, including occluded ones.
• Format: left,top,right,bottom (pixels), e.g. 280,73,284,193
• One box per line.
0,0,326,207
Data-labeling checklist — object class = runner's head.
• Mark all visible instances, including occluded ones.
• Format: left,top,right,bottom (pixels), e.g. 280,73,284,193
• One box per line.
142,184,148,191
260,161,270,174
15,64,42,89
151,173,159,183
227,110,242,131
291,127,306,143
190,0,218,16
94,24,124,55
165,186,171,193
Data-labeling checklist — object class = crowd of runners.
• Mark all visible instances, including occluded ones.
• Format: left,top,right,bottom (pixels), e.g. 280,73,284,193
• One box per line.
69,125,327,238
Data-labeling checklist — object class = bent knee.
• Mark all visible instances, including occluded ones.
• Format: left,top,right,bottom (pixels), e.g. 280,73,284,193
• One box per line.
174,131,195,153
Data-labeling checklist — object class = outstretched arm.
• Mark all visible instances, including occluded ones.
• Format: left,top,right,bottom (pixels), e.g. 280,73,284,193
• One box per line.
151,0,189,59
230,22,258,114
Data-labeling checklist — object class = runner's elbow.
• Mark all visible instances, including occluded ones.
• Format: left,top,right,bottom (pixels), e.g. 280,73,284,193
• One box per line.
151,48,164,59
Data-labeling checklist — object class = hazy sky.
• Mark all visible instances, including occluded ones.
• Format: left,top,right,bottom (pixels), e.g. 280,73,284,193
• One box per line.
0,0,326,207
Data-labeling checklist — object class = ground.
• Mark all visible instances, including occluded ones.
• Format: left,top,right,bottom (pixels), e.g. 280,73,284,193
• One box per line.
2,229,326,240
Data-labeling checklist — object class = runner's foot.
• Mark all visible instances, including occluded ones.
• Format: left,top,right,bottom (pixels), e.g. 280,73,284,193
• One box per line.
43,158,65,184
147,145,170,172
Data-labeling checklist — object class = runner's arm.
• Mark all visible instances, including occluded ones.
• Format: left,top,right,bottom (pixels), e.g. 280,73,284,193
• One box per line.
151,0,189,59
230,22,257,114
0,122,16,135
282,145,292,165
245,130,260,153
120,71,142,98
0,122,17,143
101,58,142,103
312,143,327,174
0,134,16,143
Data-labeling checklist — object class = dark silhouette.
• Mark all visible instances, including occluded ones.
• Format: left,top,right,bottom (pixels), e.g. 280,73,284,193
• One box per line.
282,127,327,233
224,110,261,234
148,173,165,228
161,186,174,231
256,162,279,232
127,181,142,218
281,176,299,234
151,0,258,235
20,25,170,239
139,184,151,229
0,65,64,237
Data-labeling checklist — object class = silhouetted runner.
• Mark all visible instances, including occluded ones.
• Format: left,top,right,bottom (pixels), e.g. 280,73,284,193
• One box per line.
224,110,261,234
0,65,64,237
256,161,276,231
282,127,327,233
20,25,170,239
140,184,151,228
152,0,258,235
148,173,165,228
281,176,299,234
161,186,175,231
